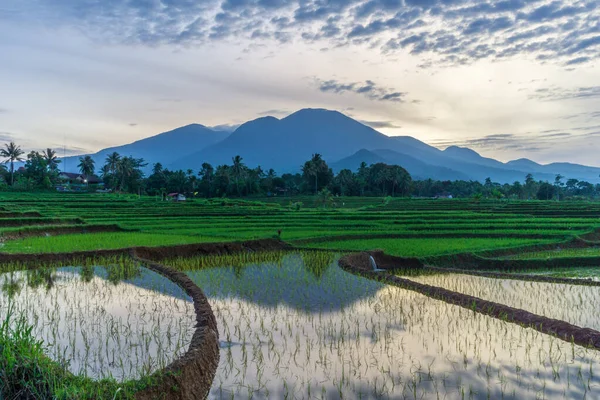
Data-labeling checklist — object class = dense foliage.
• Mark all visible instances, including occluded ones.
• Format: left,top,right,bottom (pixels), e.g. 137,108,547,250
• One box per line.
1,142,599,199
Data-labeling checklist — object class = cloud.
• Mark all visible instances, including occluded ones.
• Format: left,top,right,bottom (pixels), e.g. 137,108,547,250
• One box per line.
316,78,408,102
128,123,138,127
208,123,241,132
429,129,577,152
0,108,8,114
258,109,290,117
528,86,600,101
6,0,599,68
0,131,14,142
359,120,401,129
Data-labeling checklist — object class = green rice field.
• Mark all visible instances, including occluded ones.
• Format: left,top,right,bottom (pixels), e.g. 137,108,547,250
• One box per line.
1,193,600,399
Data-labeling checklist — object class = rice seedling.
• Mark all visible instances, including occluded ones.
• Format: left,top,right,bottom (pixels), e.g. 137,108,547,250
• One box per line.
400,272,600,331
179,252,600,399
0,260,196,382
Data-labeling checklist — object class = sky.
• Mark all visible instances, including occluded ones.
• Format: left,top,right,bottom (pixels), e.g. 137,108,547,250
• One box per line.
0,0,599,166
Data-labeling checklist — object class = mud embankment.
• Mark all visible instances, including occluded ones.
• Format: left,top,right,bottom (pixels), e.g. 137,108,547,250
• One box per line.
1,224,127,241
340,252,600,350
132,252,220,400
424,266,600,287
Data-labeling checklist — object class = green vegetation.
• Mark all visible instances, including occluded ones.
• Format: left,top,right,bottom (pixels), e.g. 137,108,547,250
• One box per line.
301,237,551,256
1,193,600,398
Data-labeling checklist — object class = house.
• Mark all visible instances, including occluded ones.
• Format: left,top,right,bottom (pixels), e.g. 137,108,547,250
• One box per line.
167,193,187,202
58,172,101,185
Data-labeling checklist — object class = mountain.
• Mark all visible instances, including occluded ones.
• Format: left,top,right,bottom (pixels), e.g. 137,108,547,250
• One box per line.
332,149,470,181
60,124,229,173
171,109,397,172
56,108,600,184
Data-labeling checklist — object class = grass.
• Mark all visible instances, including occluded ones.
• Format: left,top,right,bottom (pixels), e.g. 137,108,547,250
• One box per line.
508,247,600,259
301,237,553,257
2,193,600,398
0,305,149,399
0,232,231,253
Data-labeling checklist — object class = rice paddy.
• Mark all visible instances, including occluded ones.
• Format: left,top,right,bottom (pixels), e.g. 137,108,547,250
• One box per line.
401,272,600,331
1,193,600,398
184,252,600,399
0,259,195,381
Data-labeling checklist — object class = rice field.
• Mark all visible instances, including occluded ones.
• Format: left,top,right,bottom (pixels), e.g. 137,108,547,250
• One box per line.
401,272,600,331
182,252,600,399
1,193,600,398
0,259,195,381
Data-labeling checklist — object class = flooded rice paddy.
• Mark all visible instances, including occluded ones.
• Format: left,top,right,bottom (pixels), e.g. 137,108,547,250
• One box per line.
403,272,600,331
0,262,195,381
180,252,600,399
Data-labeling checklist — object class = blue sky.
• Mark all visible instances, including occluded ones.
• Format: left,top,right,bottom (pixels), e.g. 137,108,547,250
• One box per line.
1,0,599,165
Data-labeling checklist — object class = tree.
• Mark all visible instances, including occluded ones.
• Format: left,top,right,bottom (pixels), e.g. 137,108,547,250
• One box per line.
389,165,412,197
554,174,563,201
77,155,95,179
231,155,246,196
0,142,25,185
537,182,555,200
199,163,215,197
302,154,331,194
24,151,51,188
42,148,61,174
116,157,146,192
105,152,121,175
336,169,354,196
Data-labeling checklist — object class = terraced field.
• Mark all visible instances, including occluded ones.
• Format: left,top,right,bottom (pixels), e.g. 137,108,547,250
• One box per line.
1,192,600,399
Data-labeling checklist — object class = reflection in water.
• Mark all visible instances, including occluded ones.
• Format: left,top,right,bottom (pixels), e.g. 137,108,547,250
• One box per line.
0,266,195,381
183,253,600,399
404,272,600,331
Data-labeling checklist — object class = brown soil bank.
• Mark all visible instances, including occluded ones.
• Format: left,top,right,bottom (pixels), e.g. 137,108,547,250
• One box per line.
427,252,600,271
340,252,600,350
132,256,219,400
424,266,600,287
1,224,127,241
133,238,292,262
0,239,293,399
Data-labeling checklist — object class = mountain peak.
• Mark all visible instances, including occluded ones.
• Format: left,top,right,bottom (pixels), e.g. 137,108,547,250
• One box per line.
444,145,481,158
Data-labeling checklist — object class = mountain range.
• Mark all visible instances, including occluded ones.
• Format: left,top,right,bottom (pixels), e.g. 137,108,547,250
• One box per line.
59,108,600,184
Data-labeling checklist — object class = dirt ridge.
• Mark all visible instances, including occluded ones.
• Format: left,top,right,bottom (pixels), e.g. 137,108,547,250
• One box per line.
340,252,600,350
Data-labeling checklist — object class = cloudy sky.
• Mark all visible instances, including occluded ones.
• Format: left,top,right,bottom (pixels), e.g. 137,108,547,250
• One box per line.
1,0,599,166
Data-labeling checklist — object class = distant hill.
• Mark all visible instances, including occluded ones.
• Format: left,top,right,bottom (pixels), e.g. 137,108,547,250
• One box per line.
332,149,470,181
60,124,229,173
56,108,600,184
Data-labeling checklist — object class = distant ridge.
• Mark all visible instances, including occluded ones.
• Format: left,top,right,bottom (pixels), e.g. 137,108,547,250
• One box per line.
55,109,600,184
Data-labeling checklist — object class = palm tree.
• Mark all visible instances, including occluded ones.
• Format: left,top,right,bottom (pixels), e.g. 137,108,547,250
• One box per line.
303,153,324,194
77,155,95,180
0,142,24,185
105,152,121,175
231,155,246,196
42,148,61,173
99,164,111,180
199,163,214,197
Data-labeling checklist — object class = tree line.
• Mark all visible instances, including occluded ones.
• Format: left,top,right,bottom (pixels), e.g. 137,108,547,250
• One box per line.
1,141,599,200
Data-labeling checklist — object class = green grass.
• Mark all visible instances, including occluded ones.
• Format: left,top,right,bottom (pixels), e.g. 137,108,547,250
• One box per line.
300,238,552,257
0,306,149,399
508,247,600,259
0,232,231,253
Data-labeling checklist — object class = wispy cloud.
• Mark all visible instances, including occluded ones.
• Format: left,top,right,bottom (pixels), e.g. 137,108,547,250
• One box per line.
7,0,599,68
359,120,402,129
529,86,600,102
316,78,409,102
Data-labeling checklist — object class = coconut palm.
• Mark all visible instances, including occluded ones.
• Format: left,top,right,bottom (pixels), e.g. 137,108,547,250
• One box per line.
105,152,121,175
42,148,61,173
231,155,246,196
77,155,95,179
0,142,24,185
